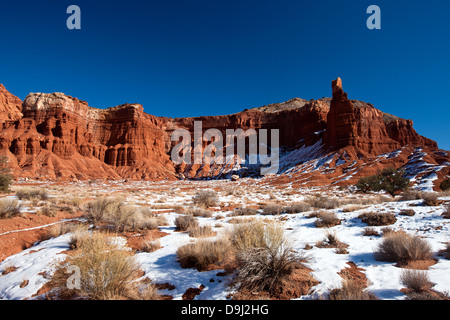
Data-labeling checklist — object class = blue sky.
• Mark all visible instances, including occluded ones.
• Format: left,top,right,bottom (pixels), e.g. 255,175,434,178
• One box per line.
0,0,449,149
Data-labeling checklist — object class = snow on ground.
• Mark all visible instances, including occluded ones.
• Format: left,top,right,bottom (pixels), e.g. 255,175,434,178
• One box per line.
0,181,449,300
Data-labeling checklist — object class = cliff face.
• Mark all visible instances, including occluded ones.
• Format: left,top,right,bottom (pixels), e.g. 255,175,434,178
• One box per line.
0,84,22,121
0,80,447,188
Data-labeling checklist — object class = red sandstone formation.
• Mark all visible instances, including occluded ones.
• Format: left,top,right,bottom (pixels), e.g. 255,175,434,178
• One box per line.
0,79,448,189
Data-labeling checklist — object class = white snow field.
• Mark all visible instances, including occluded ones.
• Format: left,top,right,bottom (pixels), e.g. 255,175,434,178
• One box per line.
0,178,449,300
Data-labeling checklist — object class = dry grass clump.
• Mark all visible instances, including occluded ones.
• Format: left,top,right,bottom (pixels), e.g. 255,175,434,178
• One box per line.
398,190,425,201
184,207,213,218
174,215,199,231
188,225,216,238
399,209,415,216
359,212,397,226
230,220,276,252
139,239,162,253
342,205,365,213
444,243,450,260
441,205,450,219
315,211,341,228
283,202,311,214
362,227,380,236
261,204,283,215
230,220,304,296
16,188,48,200
228,217,255,224
307,195,340,209
84,197,121,226
316,231,348,250
84,198,167,232
374,232,434,265
192,190,219,208
51,231,157,300
44,223,88,241
400,269,434,292
327,278,378,300
0,199,22,219
177,238,233,271
422,193,440,206
230,207,259,217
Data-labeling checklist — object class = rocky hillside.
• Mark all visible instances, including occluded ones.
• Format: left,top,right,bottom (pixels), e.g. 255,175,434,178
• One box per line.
0,78,448,189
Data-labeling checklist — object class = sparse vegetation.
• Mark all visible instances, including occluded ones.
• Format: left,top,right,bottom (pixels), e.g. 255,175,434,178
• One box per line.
175,215,199,231
51,231,156,300
442,205,450,219
84,198,167,232
307,196,340,209
327,278,378,300
283,202,311,213
374,232,434,265
188,225,216,238
0,155,12,193
192,190,219,208
261,204,283,215
230,207,258,217
231,221,303,296
400,269,434,292
359,212,397,226
16,188,48,200
362,227,380,237
0,199,22,219
315,211,341,228
356,167,410,197
177,238,232,271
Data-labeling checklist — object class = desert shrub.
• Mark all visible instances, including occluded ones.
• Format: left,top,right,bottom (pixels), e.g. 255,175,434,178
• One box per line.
230,220,280,252
399,190,425,201
399,209,415,216
108,205,167,233
316,231,348,249
422,193,440,206
84,197,120,226
174,215,199,231
315,211,341,228
184,207,213,218
440,178,450,191
362,227,380,236
404,291,444,300
374,232,434,265
0,174,12,193
0,199,22,219
192,190,219,208
307,196,340,209
232,221,302,295
230,207,258,216
261,204,283,215
188,225,215,238
0,156,12,193
283,202,311,213
16,188,48,200
46,223,87,241
342,205,365,213
400,270,434,292
52,231,151,300
444,243,450,260
442,206,450,219
139,239,161,253
359,212,396,226
84,198,166,232
177,238,232,271
356,167,409,197
328,278,378,300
